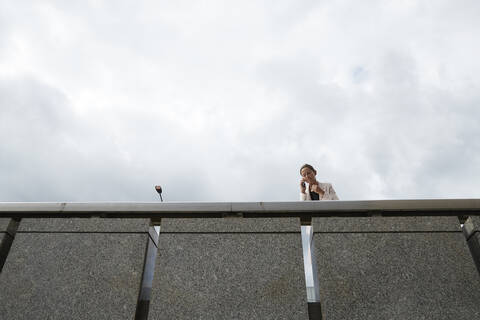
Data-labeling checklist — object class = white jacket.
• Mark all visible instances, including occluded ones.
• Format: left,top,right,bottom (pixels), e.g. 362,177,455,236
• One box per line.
300,182,339,201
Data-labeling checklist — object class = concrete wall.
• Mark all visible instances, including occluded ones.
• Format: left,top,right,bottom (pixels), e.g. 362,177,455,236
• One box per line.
0,218,152,320
312,216,480,320
149,218,309,320
0,214,479,319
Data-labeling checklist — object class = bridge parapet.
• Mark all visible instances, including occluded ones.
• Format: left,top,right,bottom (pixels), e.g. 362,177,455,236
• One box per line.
0,200,479,319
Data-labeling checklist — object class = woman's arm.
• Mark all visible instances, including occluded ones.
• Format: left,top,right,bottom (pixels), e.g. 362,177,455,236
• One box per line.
328,184,339,200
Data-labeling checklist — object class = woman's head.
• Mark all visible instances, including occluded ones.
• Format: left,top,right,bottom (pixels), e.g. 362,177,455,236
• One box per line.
300,164,317,182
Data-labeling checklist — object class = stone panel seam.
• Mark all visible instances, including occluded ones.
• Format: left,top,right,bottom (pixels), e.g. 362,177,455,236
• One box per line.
159,231,301,234
312,231,461,234
16,231,150,234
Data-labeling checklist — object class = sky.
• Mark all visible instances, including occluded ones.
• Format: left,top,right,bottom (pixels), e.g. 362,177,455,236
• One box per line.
1,1,479,202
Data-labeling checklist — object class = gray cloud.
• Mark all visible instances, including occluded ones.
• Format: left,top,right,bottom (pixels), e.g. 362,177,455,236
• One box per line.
0,1,479,202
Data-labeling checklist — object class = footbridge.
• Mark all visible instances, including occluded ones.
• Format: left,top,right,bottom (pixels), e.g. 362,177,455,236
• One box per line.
1,199,479,319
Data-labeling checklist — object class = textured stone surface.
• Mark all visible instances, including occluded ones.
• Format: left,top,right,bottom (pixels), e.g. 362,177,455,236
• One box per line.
0,232,149,319
160,217,301,232
0,218,152,319
18,217,150,232
150,218,308,320
312,217,480,320
313,216,461,232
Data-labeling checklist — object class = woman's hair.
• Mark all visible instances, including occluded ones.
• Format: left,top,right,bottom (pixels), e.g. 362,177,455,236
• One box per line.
300,163,316,175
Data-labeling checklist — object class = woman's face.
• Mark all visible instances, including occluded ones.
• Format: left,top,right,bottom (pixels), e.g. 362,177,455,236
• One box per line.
301,167,316,183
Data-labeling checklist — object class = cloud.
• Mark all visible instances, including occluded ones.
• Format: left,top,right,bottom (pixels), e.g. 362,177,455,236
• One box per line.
0,76,128,201
0,1,479,202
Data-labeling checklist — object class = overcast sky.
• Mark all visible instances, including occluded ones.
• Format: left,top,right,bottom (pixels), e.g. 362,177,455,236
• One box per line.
0,1,479,202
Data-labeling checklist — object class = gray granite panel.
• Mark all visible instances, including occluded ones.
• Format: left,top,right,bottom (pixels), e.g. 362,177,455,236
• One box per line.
160,217,301,232
313,216,461,232
313,231,480,320
0,232,148,319
150,232,308,319
18,217,150,232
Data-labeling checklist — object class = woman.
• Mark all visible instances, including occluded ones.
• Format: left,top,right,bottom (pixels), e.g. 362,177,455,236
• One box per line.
299,164,339,200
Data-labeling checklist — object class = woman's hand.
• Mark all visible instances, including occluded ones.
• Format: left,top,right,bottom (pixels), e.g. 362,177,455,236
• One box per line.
300,178,307,194
310,182,325,196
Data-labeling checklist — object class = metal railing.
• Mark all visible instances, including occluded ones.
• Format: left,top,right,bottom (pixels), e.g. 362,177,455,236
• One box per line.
1,199,479,223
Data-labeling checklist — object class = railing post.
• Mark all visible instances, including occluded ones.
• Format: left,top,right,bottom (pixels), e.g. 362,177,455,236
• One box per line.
149,217,309,319
463,216,480,275
0,218,19,272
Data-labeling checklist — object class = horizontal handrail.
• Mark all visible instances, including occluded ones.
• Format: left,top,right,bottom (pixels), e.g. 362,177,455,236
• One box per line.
0,199,479,223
